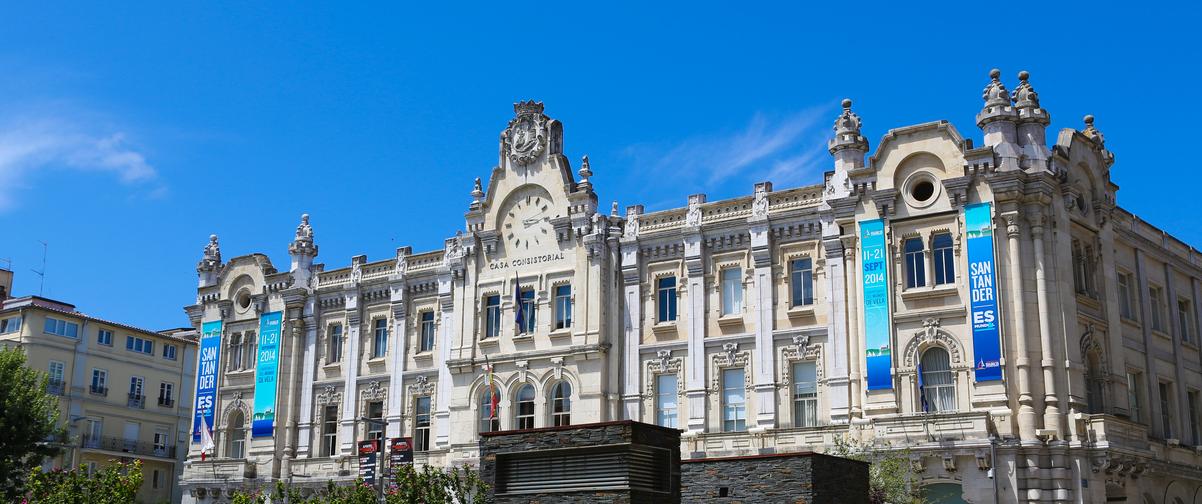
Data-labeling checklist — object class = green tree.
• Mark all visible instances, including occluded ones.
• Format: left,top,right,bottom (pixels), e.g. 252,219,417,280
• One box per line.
0,346,64,500
25,459,144,503
831,435,925,504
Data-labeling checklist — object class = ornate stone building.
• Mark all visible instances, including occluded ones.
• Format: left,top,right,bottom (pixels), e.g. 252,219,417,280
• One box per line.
180,72,1202,503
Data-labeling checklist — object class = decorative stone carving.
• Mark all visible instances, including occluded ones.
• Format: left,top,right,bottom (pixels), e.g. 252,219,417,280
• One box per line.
408,374,436,397
198,234,221,272
624,206,642,238
752,183,769,218
578,155,593,185
611,201,619,217
828,98,867,154
443,232,465,268
780,334,823,384
505,100,548,166
350,256,363,285
711,342,751,391
901,318,965,368
296,214,314,242
394,248,409,277
644,350,684,397
359,380,387,416
471,177,484,203
1082,114,1105,147
981,68,1010,109
685,194,704,228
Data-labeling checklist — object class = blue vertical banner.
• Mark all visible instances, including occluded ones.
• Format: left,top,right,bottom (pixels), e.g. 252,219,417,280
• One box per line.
860,219,893,391
192,320,223,442
965,203,1003,382
252,311,283,437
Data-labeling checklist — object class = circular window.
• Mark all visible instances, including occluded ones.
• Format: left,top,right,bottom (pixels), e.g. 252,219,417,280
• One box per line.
911,180,935,202
236,291,252,311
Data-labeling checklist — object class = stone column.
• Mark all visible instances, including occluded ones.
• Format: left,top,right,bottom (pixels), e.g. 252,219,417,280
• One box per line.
620,242,642,420
1029,213,1061,437
339,293,361,455
683,231,707,434
280,306,305,477
296,299,317,458
434,273,455,448
843,238,862,418
1003,210,1037,442
823,237,850,424
386,295,407,438
750,219,776,429
1133,250,1162,437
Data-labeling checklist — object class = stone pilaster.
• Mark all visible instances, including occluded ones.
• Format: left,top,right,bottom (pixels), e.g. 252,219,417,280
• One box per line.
620,234,642,420
750,206,776,430
1028,210,1062,439
1002,208,1037,443
338,292,361,455
434,272,455,448
295,299,317,458
822,236,850,425
386,281,408,438
683,210,707,433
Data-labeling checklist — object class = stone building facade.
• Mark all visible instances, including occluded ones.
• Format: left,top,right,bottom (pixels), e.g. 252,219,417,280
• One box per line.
180,71,1202,503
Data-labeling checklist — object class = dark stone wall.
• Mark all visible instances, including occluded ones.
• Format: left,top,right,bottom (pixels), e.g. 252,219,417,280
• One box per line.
680,452,869,504
479,420,682,504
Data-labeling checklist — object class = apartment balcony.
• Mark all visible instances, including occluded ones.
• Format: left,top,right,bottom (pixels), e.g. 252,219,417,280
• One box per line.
157,396,175,408
1082,414,1151,452
127,393,146,409
89,385,108,396
46,380,65,396
80,434,176,459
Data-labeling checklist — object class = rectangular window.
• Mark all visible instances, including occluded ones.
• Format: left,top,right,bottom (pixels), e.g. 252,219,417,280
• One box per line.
162,344,177,360
1127,372,1142,422
366,401,384,441
554,285,572,330
1118,272,1136,320
1150,286,1166,332
519,289,537,334
43,317,78,338
414,397,431,452
656,276,677,323
152,469,162,489
1189,391,1201,446
158,382,174,406
125,336,153,355
1072,239,1087,295
904,237,926,289
228,333,243,371
721,368,746,432
484,295,501,339
243,331,256,370
655,374,678,428
153,430,169,457
1178,299,1194,343
47,361,65,395
0,316,21,334
321,405,338,456
91,369,108,395
792,361,818,428
790,258,814,307
372,318,388,358
1159,381,1174,439
419,312,435,352
85,419,102,448
128,376,145,408
932,233,955,286
720,268,743,316
325,325,343,363
97,329,113,346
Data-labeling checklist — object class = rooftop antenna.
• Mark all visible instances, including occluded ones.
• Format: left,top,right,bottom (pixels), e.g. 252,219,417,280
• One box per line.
31,241,47,296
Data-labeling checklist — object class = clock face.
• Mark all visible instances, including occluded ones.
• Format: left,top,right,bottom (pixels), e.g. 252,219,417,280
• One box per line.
502,190,554,251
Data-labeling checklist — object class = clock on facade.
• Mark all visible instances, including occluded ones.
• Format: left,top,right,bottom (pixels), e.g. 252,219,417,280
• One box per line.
501,188,555,251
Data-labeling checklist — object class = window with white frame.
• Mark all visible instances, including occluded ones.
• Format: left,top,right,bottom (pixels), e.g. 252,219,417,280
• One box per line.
792,361,818,427
656,276,677,322
43,317,78,338
85,419,102,447
721,368,746,432
720,268,743,316
480,386,500,433
1159,381,1174,439
321,405,338,456
1118,271,1137,320
483,295,501,339
1127,371,1143,422
0,316,20,334
126,335,154,355
920,347,955,412
228,333,244,371
414,396,431,452
243,331,257,369
554,285,572,330
158,382,174,406
418,312,435,353
1178,298,1194,343
932,233,955,285
162,343,177,360
518,289,537,334
227,411,246,458
47,361,65,395
326,324,343,363
129,376,145,407
372,318,389,358
153,430,169,456
515,384,535,430
97,329,113,346
90,368,108,395
904,237,926,289
790,258,814,307
551,381,571,427
366,401,384,441
655,374,678,428
1150,285,1166,332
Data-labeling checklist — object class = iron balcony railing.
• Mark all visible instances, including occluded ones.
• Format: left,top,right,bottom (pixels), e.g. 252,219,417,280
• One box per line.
80,434,175,459
127,393,146,409
89,385,108,396
46,380,65,396
157,396,175,407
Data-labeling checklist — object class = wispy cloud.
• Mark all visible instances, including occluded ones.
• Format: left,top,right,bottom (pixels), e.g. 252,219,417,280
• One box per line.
621,105,834,197
0,115,160,211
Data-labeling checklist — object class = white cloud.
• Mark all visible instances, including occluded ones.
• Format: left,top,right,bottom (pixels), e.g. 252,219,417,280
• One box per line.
0,117,159,211
621,105,833,194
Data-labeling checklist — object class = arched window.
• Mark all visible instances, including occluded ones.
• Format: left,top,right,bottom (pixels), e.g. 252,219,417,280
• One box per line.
480,386,500,433
226,410,246,459
920,347,955,412
551,382,571,426
1085,350,1105,414
515,384,535,430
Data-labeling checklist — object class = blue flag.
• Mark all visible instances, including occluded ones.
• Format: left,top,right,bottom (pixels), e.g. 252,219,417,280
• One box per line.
513,272,524,334
917,362,929,413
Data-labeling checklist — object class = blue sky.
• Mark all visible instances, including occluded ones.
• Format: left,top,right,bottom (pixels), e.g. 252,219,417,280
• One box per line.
1,3,1198,330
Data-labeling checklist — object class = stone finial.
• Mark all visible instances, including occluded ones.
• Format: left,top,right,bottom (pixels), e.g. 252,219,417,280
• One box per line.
578,155,593,184
289,213,318,258
471,177,484,203
198,234,222,275
982,68,1010,109
1082,114,1105,147
828,98,868,154
611,201,619,217
1011,70,1050,124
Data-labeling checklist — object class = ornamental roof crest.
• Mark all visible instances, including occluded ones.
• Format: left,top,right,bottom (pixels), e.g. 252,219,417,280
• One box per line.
505,100,548,166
